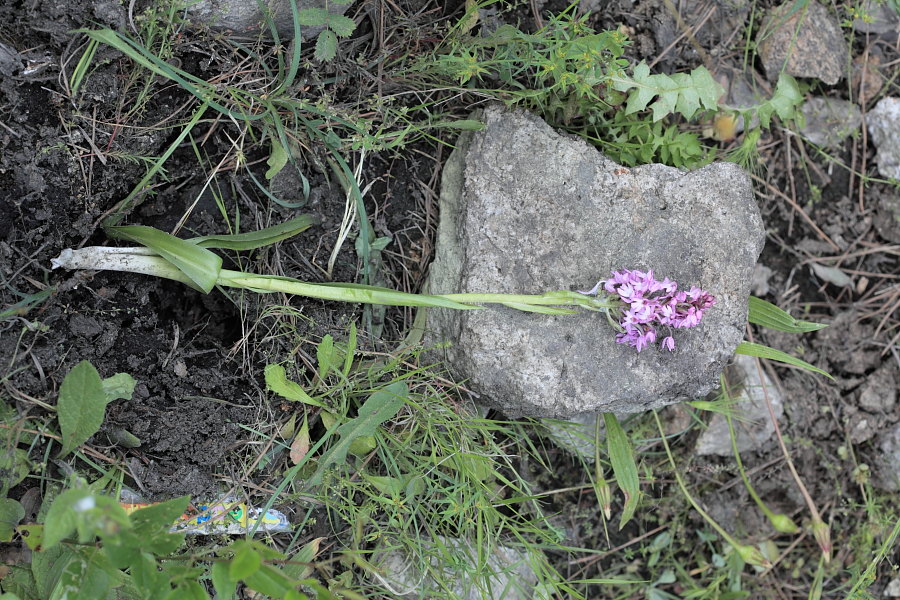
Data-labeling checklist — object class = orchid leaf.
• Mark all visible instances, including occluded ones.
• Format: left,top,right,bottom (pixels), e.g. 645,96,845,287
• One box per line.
107,225,222,293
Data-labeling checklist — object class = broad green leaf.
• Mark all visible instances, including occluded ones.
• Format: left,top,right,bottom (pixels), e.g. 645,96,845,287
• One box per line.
264,137,289,180
244,564,294,597
748,296,827,333
603,413,640,529
57,361,107,458
319,411,376,457
0,448,31,496
310,382,407,484
264,364,327,408
0,498,24,542
129,496,190,532
735,342,833,379
33,545,75,599
49,548,115,600
42,488,91,549
101,372,135,403
210,560,236,600
0,563,39,599
298,7,328,26
172,580,209,600
327,13,356,37
189,215,319,250
316,335,336,381
314,30,338,62
18,524,43,550
229,542,262,580
131,553,169,600
107,225,222,294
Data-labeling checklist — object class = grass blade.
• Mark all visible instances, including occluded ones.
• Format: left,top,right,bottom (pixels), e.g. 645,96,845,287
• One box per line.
748,296,827,333
189,215,319,250
734,341,833,379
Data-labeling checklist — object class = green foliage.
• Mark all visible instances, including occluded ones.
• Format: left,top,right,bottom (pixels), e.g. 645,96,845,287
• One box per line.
298,7,357,62
56,361,135,458
603,413,641,529
612,63,722,122
416,7,806,169
15,481,331,600
734,342,832,379
748,296,827,333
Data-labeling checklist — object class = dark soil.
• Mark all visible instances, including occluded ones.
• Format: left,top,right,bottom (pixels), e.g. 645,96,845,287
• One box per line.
1,0,899,597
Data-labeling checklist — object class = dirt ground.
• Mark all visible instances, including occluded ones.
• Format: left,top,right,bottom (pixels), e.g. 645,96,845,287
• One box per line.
1,0,899,597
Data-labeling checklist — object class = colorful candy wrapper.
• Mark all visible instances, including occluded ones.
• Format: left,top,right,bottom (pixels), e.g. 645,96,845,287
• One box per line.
119,489,291,535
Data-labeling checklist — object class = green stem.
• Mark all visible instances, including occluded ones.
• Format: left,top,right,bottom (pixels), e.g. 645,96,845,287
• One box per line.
652,410,771,568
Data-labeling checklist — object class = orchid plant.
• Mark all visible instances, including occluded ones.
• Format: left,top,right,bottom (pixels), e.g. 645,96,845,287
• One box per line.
49,219,726,354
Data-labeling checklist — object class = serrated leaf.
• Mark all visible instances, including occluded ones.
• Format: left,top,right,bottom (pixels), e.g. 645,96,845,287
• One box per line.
0,498,24,542
264,364,327,408
310,382,407,485
298,7,329,26
189,215,319,251
314,30,338,62
603,413,640,529
735,342,833,379
326,13,356,38
107,225,222,294
748,296,828,333
57,361,107,458
101,372,135,403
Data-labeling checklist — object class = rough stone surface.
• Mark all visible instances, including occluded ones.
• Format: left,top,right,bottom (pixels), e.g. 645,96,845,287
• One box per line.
858,363,898,413
757,1,848,85
799,97,862,149
695,354,784,456
874,424,900,491
874,188,900,243
186,0,348,39
370,537,539,599
427,105,765,418
867,97,900,180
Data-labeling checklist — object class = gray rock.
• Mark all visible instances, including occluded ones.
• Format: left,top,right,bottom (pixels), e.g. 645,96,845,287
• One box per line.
427,106,765,418
874,423,900,491
800,97,862,149
695,354,784,456
858,363,898,412
370,537,540,599
757,1,848,85
874,189,900,243
868,97,900,180
186,0,349,39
